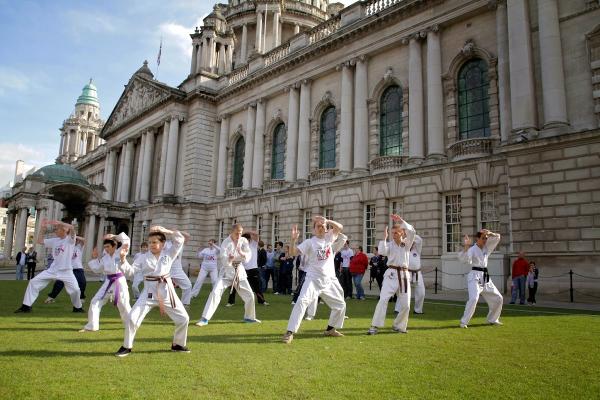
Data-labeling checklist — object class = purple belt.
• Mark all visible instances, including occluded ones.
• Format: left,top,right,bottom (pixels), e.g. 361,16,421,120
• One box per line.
102,272,125,306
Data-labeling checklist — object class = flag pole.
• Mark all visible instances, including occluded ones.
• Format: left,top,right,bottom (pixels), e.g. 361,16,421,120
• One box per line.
156,36,162,79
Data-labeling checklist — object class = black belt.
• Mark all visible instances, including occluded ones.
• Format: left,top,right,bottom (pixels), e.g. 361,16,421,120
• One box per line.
389,265,409,293
472,267,489,283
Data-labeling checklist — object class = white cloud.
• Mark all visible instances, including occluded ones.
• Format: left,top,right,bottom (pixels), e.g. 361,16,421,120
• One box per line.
63,9,121,39
0,143,55,187
0,67,32,96
158,15,207,62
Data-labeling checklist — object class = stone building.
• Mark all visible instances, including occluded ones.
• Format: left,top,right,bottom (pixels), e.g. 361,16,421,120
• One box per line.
4,0,600,298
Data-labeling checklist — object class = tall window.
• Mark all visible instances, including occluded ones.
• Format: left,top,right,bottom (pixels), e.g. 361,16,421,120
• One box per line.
218,220,225,244
458,58,490,139
319,106,336,168
272,214,280,245
444,194,462,252
389,199,403,228
303,210,312,240
256,215,263,239
232,136,245,187
479,191,499,233
380,85,403,156
324,208,334,221
364,204,376,254
271,123,285,179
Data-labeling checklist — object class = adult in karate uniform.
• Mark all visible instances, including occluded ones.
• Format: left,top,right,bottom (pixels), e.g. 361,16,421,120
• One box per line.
394,234,425,314
190,239,220,299
168,232,193,307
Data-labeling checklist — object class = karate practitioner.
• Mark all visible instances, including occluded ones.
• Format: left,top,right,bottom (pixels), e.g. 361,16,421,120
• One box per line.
45,236,87,304
168,231,193,307
282,216,346,344
190,239,220,299
394,234,425,314
15,220,83,313
116,226,190,357
459,229,503,328
367,215,415,335
195,223,260,326
80,232,131,332
131,242,148,299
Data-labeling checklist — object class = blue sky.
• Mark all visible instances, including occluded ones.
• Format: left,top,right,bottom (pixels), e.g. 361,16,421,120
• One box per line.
0,0,357,186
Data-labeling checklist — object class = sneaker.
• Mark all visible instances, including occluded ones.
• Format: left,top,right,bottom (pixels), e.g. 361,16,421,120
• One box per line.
243,318,261,323
115,346,132,357
78,328,93,333
282,332,294,344
319,301,324,305
359,297,366,301
274,292,280,295
509,302,515,304
184,304,190,309
171,344,191,353
304,316,313,321
324,329,344,337
225,303,234,307
44,297,55,304
80,298,86,304
367,327,378,335
262,302,270,306
392,326,407,334
489,320,504,326
291,301,296,305
344,315,349,319
195,318,209,327
73,307,85,313
14,305,31,313
413,311,424,314
459,323,468,329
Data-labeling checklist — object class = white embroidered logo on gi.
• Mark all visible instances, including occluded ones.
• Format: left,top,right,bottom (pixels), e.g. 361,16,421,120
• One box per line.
316,246,331,261
54,245,65,257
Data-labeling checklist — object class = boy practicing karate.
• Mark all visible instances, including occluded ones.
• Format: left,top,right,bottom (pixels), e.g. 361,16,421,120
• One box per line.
80,233,131,332
282,215,346,344
115,226,190,357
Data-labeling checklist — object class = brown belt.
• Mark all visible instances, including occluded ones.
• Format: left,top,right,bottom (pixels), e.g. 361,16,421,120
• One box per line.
145,274,176,316
408,269,420,283
388,265,409,293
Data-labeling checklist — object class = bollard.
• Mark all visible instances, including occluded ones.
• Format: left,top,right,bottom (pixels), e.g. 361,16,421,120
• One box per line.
569,269,574,303
435,267,438,294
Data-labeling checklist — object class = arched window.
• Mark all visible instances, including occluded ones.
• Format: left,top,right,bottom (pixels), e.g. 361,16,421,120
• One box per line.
458,58,490,139
271,123,286,179
232,136,244,188
379,85,402,156
319,106,336,169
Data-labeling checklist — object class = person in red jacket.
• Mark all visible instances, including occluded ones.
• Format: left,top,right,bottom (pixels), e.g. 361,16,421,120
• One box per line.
510,251,529,305
349,246,369,300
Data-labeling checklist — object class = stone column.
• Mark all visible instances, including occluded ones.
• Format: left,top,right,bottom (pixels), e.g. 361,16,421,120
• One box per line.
409,35,424,161
285,85,300,181
33,206,45,254
163,116,181,195
58,134,65,157
157,120,170,197
14,207,29,254
81,133,88,156
84,214,96,260
141,129,156,201
3,210,15,258
243,104,256,189
217,44,226,75
121,140,134,203
273,10,281,48
297,79,312,181
537,0,568,128
253,100,266,188
216,115,230,197
294,24,300,35
507,0,536,131
202,38,209,70
354,56,368,170
104,149,116,200
496,1,512,143
190,43,198,75
226,44,233,73
256,11,263,53
96,215,105,252
135,133,146,201
426,28,444,157
340,61,354,172
116,143,126,202
211,39,217,73
241,24,248,63
196,44,203,74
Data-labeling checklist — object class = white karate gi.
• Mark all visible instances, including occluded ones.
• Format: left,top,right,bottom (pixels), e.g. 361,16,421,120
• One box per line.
286,230,346,333
190,246,221,298
168,241,192,306
83,233,132,331
131,251,147,299
200,235,256,321
395,234,425,314
123,231,189,349
22,233,82,308
459,234,503,326
371,221,415,333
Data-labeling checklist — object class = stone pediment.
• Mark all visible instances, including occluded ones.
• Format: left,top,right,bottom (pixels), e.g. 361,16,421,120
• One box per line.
101,76,183,137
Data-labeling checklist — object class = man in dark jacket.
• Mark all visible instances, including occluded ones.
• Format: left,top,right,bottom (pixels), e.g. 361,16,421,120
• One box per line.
26,247,38,280
16,247,28,280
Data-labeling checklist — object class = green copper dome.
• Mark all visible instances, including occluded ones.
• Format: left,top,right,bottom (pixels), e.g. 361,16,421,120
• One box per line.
76,79,99,107
31,163,89,186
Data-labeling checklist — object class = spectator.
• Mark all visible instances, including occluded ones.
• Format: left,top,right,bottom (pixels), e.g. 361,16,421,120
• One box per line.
26,247,38,280
527,261,539,305
16,247,27,280
349,246,369,300
257,240,267,293
279,245,295,295
273,241,283,294
510,251,529,305
369,247,387,292
263,244,275,293
339,241,354,299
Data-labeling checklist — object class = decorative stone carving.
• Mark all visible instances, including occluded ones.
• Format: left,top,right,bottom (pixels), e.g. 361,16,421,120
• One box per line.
460,39,476,57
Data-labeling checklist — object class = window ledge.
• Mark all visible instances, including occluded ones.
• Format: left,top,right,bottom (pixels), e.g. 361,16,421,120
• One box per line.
310,168,337,184
263,179,285,193
225,187,244,199
449,137,497,161
370,155,406,174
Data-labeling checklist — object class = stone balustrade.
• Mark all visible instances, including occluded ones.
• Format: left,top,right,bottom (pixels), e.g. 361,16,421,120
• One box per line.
309,168,337,184
286,1,328,20
228,65,249,85
308,15,341,45
369,155,405,173
263,179,285,192
223,1,255,18
448,137,496,160
365,0,405,16
225,187,244,199
264,42,291,67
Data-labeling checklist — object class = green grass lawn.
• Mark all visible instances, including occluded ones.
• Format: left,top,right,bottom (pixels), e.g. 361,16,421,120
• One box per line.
0,280,598,400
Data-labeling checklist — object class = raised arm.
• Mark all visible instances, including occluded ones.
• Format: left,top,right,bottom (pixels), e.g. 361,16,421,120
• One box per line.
413,235,423,254
378,225,390,257
87,247,104,274
458,235,473,265
483,229,501,253
36,220,49,245
290,225,300,257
